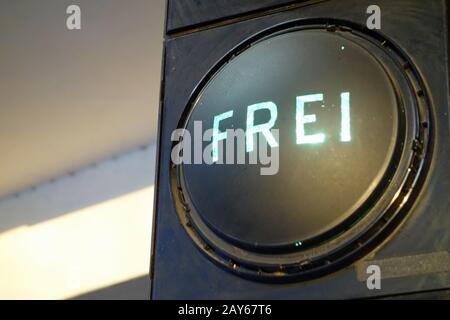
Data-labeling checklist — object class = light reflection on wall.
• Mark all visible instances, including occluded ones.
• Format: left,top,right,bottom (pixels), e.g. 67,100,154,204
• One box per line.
0,186,153,300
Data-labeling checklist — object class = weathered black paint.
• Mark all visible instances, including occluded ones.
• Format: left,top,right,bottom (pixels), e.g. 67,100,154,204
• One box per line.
152,0,450,299
166,0,306,33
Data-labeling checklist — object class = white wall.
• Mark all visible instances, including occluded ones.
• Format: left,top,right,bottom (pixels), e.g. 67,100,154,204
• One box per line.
0,0,165,197
0,144,156,299
0,0,165,299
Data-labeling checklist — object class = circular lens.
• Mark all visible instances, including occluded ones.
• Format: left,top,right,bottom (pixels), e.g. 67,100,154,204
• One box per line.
171,22,430,281
183,30,399,250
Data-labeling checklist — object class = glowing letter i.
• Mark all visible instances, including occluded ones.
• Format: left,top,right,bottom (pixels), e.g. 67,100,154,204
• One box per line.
340,92,351,142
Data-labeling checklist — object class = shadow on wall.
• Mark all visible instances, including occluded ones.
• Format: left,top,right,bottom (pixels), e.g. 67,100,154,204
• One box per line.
0,144,156,299
0,145,156,233
72,275,150,300
0,0,164,198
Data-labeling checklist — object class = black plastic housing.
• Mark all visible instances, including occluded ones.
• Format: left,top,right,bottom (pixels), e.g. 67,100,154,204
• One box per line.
151,0,450,299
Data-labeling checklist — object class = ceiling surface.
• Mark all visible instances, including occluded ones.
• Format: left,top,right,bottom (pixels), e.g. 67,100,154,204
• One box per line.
0,0,165,198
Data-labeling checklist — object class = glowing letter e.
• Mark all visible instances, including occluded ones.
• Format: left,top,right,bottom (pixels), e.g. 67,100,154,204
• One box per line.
212,110,233,163
296,94,325,144
246,102,278,152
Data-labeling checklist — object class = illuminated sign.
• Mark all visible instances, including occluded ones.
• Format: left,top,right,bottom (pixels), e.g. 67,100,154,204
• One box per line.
211,91,351,162
171,23,429,280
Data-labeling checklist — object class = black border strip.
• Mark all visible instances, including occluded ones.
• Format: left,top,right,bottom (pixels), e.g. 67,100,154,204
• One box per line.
166,0,329,38
149,0,170,300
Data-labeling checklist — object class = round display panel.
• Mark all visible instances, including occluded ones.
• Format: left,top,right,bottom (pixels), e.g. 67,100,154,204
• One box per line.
171,21,430,281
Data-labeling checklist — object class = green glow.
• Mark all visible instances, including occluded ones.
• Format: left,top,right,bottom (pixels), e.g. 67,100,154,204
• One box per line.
296,94,326,144
246,102,279,152
212,110,234,163
295,241,302,247
340,92,351,142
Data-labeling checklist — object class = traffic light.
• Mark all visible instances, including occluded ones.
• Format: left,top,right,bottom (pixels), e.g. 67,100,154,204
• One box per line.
151,0,450,299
